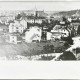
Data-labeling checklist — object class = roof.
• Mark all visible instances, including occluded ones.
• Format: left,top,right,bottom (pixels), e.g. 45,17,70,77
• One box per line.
51,24,69,34
9,33,22,41
10,22,23,28
52,25,61,30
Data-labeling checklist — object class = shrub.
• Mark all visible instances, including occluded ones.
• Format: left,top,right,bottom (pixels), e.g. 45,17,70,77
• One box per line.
58,51,77,60
43,44,54,54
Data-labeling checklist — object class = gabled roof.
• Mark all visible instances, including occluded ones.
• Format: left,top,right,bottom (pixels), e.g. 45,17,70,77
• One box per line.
51,24,70,34
10,22,23,28
52,25,61,30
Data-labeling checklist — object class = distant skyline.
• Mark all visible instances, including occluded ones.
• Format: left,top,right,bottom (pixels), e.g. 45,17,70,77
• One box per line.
0,1,80,11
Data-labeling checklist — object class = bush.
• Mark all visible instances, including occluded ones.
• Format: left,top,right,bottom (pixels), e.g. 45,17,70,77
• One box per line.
76,47,80,54
76,53,80,60
58,51,77,60
62,36,73,45
64,42,69,48
43,44,54,53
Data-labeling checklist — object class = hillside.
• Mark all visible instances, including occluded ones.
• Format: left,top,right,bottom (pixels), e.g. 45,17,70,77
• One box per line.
0,10,48,18
0,41,65,60
51,9,80,17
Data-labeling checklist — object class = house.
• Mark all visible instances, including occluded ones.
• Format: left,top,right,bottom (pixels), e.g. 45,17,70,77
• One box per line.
26,9,47,17
25,26,42,43
26,10,47,24
47,32,52,40
0,16,15,25
60,21,65,25
68,17,72,22
9,18,27,33
9,22,24,33
69,23,80,36
51,32,62,40
6,33,22,44
27,18,43,24
27,16,44,24
51,25,69,39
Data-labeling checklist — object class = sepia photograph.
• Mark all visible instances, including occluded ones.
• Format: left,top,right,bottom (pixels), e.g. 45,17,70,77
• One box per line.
0,1,80,61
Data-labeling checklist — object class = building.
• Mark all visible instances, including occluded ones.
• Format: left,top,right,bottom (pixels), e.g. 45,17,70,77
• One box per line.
47,32,52,40
26,9,47,24
6,33,22,44
27,15,45,24
68,17,72,22
9,22,24,33
27,18,43,24
9,18,27,33
51,25,69,39
0,16,15,25
25,26,42,43
70,23,79,35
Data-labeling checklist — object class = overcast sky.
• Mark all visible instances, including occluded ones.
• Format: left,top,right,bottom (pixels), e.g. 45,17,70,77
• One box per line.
0,1,80,11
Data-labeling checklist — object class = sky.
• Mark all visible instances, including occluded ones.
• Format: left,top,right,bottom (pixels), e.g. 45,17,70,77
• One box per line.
0,1,80,11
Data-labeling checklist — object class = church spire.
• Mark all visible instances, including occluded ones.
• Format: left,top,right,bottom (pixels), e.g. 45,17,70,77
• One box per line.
34,5,38,17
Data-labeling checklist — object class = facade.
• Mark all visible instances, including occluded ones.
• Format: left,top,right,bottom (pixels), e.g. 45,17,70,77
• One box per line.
26,10,46,24
0,16,15,25
68,17,72,22
47,32,52,40
9,22,24,33
25,26,42,43
51,25,69,39
27,19,43,24
70,23,79,34
27,15,45,24
51,33,62,40
9,18,27,33
6,33,22,44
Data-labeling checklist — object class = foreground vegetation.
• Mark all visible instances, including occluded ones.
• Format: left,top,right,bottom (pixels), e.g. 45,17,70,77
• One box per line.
0,40,68,60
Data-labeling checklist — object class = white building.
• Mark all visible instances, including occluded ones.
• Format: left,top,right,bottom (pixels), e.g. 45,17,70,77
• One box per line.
25,26,42,43
6,33,22,44
68,17,72,22
9,18,27,33
47,32,52,40
51,25,69,39
9,23,24,33
27,18,43,24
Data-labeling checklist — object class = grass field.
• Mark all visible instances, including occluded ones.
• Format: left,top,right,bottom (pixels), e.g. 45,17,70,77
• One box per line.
0,40,65,60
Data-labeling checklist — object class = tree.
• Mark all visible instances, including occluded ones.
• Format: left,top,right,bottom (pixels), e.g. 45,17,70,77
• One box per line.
16,14,22,19
42,44,54,60
58,51,77,60
61,35,73,45
43,44,54,53
62,16,67,22
67,36,73,45
76,47,80,54
77,25,80,35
